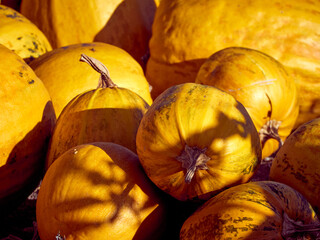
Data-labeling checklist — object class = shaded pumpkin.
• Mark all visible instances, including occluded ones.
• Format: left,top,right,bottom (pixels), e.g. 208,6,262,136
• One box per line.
180,181,320,240
136,83,261,201
29,42,152,117
146,0,320,128
45,54,150,169
37,142,167,240
0,43,56,212
0,4,52,62
269,117,320,216
195,47,299,160
20,0,159,68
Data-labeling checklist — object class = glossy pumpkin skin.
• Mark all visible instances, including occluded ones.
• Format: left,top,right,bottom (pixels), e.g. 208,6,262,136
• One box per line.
0,44,56,210
269,118,320,216
29,42,153,117
37,142,165,240
180,181,320,240
146,0,320,127
0,5,52,62
46,83,150,169
136,83,261,201
196,47,299,159
20,0,158,68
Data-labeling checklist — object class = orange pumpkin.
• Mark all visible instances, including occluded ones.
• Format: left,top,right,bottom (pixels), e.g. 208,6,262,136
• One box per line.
45,54,149,169
180,181,320,240
136,83,261,201
0,44,56,211
195,47,299,160
269,117,320,216
0,4,52,62
37,142,166,240
29,42,152,117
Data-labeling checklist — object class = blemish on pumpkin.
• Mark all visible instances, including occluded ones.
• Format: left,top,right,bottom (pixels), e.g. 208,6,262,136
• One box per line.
89,48,96,52
73,149,78,154
19,72,23,77
17,37,22,40
28,79,35,84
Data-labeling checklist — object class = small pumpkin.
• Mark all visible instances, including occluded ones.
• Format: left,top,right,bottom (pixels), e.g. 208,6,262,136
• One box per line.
180,181,320,240
0,4,52,62
37,142,166,240
136,83,261,201
29,42,152,117
45,54,149,169
269,117,320,216
195,47,299,160
0,43,55,211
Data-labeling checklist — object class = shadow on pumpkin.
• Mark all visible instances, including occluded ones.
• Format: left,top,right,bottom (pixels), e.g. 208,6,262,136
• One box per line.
0,100,55,216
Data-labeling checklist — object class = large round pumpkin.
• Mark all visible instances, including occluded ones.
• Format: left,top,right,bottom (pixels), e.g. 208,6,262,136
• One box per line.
37,142,166,240
29,42,152,117
0,4,52,62
146,0,320,127
136,83,261,201
269,117,320,216
46,54,150,169
20,0,159,68
195,47,299,160
180,181,320,240
0,44,56,211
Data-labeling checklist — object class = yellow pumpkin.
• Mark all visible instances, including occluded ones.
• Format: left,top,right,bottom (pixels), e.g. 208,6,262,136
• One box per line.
269,117,320,216
195,47,299,160
29,42,152,117
146,0,320,127
20,0,158,68
46,54,149,169
0,4,52,62
180,181,320,240
0,44,55,211
37,142,166,240
136,83,261,201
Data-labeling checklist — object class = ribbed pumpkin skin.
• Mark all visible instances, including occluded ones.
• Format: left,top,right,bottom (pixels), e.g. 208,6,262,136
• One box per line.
29,42,153,117
0,5,52,62
0,44,56,209
146,0,320,127
46,86,149,169
136,83,261,201
269,118,320,216
180,181,320,240
37,142,164,240
196,47,299,159
20,0,158,67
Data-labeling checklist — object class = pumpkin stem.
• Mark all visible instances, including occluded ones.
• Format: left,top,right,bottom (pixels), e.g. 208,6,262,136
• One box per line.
282,212,320,239
259,119,283,162
176,145,211,184
80,53,117,88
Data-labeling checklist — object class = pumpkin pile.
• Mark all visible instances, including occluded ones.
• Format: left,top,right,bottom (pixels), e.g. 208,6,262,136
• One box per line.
1,0,320,239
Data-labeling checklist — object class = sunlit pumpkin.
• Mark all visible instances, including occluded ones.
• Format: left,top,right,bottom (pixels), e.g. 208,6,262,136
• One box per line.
0,4,52,62
269,117,320,216
146,0,320,128
136,83,261,201
29,42,152,117
0,43,55,211
195,47,299,160
46,54,149,169
180,181,320,240
37,142,166,240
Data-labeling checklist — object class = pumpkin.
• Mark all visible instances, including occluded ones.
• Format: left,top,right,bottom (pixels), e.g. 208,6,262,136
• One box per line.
269,117,320,216
180,181,320,240
45,54,149,169
37,142,167,240
146,0,320,127
195,47,299,160
136,83,261,201
0,4,52,62
29,42,152,117
0,44,55,211
20,0,158,68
